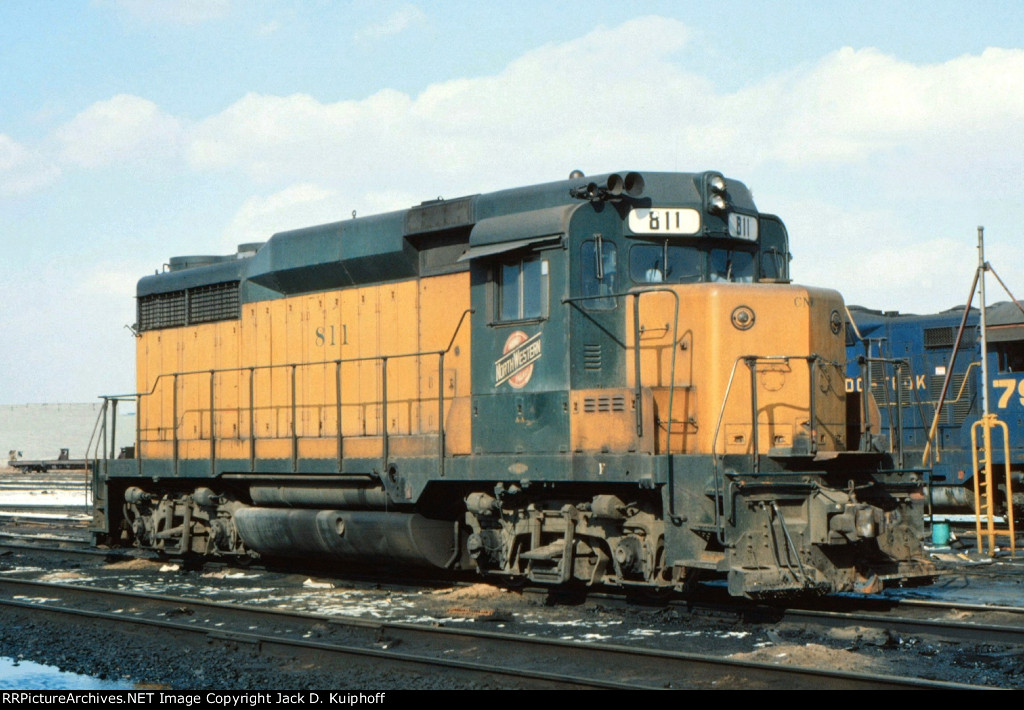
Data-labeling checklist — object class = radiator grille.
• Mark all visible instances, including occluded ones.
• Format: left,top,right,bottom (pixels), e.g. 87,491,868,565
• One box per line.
189,281,241,325
138,281,240,332
923,326,955,348
923,325,976,349
138,290,186,331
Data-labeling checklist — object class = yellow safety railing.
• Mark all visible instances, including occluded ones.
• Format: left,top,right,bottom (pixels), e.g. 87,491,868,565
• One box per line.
971,414,1016,557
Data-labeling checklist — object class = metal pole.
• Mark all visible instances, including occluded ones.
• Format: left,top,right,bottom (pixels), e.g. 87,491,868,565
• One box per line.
110,398,118,461
895,363,905,469
136,393,142,477
978,227,990,420
209,371,216,476
859,345,870,451
335,360,343,473
248,368,255,472
173,374,179,477
381,357,389,469
807,356,818,456
632,294,643,437
99,407,108,462
978,226,996,553
748,358,760,473
291,364,298,473
438,352,445,477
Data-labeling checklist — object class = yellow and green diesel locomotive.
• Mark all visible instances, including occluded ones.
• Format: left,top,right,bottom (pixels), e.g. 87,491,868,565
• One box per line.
92,171,933,596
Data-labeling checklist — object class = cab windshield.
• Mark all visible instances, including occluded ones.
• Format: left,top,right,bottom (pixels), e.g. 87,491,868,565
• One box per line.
629,243,755,284
710,249,754,283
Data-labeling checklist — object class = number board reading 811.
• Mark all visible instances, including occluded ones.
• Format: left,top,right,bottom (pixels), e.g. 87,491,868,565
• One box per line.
627,207,701,235
728,213,758,240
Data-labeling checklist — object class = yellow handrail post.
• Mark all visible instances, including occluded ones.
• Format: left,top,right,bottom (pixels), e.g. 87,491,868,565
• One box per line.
971,414,1016,557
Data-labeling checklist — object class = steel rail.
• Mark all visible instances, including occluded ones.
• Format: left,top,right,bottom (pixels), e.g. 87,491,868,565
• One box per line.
0,505,91,514
0,577,991,691
775,604,1024,646
0,598,616,690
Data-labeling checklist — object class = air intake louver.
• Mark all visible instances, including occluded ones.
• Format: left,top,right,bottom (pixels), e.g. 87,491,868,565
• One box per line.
583,395,626,413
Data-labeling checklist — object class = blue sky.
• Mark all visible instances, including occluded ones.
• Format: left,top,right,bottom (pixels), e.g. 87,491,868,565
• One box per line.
1,1,1023,403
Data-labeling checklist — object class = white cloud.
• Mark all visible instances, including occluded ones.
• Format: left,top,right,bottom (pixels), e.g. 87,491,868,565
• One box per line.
793,212,979,313
219,183,435,253
187,89,414,183
183,18,1024,198
728,46,1024,170
354,4,427,41
221,183,344,251
0,134,61,195
186,17,698,190
55,94,185,168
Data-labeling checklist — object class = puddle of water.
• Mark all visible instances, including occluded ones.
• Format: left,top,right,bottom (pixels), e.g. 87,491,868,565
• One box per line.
0,657,135,689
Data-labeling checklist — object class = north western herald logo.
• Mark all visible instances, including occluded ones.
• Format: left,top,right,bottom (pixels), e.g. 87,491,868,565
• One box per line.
496,331,542,388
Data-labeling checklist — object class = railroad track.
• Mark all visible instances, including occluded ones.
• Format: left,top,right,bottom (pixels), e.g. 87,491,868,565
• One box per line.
0,505,91,514
0,484,88,491
0,577,989,690
0,537,112,554
766,599,1024,647
3,536,1023,688
583,588,1024,648
5,538,1024,649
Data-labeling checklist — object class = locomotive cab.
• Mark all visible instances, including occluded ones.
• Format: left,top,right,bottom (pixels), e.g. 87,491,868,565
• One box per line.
459,172,929,594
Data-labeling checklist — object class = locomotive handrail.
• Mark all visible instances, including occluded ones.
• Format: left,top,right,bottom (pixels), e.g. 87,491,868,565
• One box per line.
86,396,112,503
562,286,681,437
710,354,835,542
104,309,474,482
857,356,909,466
563,287,683,523
91,394,139,482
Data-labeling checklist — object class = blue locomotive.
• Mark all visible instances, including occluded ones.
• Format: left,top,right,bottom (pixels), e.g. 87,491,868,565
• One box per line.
845,303,1024,515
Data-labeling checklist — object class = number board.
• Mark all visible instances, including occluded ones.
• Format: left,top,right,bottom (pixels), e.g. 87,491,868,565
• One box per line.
728,213,758,240
627,208,701,235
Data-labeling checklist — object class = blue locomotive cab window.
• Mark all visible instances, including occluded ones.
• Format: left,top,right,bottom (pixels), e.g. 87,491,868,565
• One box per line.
498,254,547,321
629,244,702,284
995,340,1024,373
710,249,755,283
581,239,617,310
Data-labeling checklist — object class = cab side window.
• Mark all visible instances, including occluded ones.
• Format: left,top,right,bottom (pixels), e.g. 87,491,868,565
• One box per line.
498,254,547,321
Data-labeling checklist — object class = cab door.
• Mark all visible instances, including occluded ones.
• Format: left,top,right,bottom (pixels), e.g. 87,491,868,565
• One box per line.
566,206,637,454
465,207,575,456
